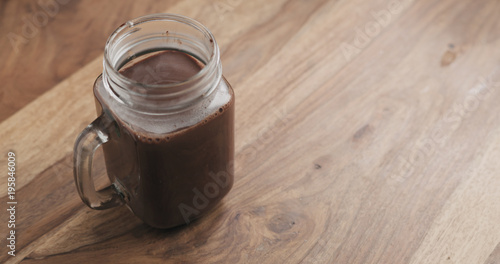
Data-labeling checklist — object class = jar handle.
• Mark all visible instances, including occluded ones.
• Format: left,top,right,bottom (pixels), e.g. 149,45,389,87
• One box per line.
73,115,124,209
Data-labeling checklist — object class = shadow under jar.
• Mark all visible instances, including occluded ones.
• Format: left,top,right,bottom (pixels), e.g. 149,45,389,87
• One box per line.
73,14,234,229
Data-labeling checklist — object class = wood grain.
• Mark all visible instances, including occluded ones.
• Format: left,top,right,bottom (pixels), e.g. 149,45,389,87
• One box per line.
1,0,500,263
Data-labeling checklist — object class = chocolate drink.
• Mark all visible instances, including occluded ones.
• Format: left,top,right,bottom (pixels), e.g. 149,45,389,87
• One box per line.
94,50,234,228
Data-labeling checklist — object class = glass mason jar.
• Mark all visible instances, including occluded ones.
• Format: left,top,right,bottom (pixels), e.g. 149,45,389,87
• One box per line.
73,14,234,229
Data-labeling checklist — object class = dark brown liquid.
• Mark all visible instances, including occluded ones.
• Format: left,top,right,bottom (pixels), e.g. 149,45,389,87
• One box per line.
96,50,234,228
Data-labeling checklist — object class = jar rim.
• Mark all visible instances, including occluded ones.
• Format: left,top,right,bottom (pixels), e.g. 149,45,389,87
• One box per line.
103,13,219,93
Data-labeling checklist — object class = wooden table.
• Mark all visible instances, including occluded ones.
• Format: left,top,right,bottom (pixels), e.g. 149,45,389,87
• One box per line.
1,0,500,263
